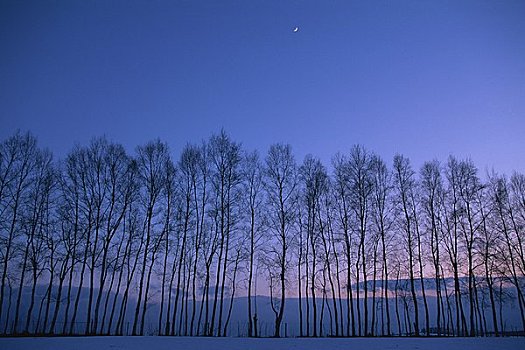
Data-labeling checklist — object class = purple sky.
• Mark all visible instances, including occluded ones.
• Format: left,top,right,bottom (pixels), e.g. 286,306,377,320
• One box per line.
1,0,524,175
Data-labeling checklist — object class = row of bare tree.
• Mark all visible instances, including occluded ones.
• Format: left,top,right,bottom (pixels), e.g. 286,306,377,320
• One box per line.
0,131,524,337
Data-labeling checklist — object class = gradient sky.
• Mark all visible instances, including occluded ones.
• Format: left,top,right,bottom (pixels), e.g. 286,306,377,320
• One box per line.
1,0,524,175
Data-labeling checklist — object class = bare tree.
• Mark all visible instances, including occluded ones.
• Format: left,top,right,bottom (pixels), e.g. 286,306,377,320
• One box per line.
132,140,171,335
489,174,525,332
207,131,242,336
157,153,177,335
299,155,327,336
455,159,483,336
264,144,297,337
0,133,39,327
242,151,264,337
13,147,53,333
478,175,499,336
346,145,374,336
370,154,393,335
189,145,207,336
420,160,445,335
333,154,356,336
508,172,525,331
443,156,468,336
392,154,420,336
319,180,340,336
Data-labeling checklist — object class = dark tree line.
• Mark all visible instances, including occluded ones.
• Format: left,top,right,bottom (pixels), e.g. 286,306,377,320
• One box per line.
0,131,524,337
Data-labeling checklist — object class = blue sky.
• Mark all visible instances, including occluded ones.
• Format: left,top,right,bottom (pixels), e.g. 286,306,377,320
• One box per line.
1,0,524,174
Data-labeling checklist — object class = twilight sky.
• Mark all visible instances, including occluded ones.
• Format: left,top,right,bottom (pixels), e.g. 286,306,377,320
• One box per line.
1,0,524,174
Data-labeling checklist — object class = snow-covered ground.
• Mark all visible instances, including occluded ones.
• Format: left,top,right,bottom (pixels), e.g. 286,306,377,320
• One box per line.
0,336,524,350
